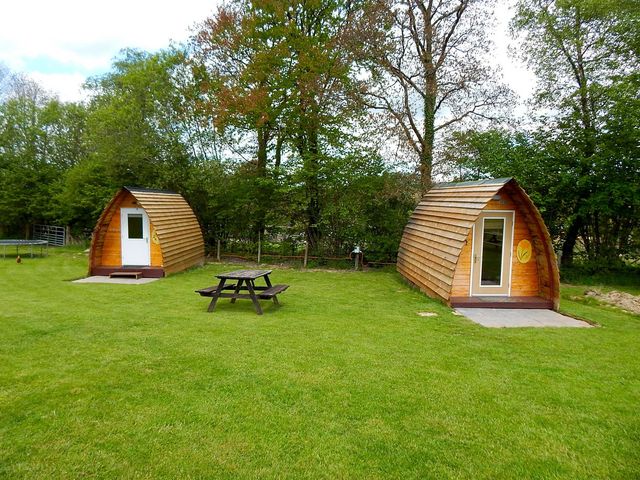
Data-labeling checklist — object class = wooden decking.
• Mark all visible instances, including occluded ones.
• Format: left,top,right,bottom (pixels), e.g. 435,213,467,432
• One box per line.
449,296,554,309
92,266,165,278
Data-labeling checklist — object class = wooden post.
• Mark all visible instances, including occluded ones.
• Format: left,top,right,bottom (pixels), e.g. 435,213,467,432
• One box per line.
354,253,359,271
216,239,221,262
257,231,261,264
303,241,309,268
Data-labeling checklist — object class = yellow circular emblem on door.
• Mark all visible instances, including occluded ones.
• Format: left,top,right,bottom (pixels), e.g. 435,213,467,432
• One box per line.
517,239,532,263
151,229,160,245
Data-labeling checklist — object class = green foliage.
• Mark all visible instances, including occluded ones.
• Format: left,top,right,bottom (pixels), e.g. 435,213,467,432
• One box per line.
84,48,194,191
192,0,376,247
441,0,640,265
0,95,86,236
448,125,640,263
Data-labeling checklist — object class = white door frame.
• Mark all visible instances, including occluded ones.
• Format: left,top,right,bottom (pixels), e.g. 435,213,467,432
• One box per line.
470,210,515,296
120,208,150,266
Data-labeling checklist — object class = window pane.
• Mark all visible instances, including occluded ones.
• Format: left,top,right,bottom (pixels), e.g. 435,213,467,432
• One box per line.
128,214,143,239
481,218,504,286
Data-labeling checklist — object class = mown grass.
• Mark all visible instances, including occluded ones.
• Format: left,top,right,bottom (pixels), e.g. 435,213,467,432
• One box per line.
0,248,639,479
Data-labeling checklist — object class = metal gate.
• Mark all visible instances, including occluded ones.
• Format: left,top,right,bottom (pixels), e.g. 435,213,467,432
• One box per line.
33,224,66,246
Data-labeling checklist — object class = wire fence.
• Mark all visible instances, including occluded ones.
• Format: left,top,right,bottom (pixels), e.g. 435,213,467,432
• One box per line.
205,230,397,270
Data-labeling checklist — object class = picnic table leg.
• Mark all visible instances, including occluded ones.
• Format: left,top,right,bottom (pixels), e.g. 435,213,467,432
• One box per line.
246,281,263,315
207,278,227,312
230,279,244,304
263,275,279,305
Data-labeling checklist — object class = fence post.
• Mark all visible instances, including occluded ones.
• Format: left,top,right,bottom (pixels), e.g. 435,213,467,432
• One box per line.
303,240,309,268
216,239,221,262
352,246,362,271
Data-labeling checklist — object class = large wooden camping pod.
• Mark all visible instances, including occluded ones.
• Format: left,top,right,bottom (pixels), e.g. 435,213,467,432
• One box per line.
397,178,560,310
89,187,205,277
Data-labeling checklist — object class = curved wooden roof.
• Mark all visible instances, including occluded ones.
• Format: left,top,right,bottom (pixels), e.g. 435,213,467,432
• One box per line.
90,187,204,275
397,178,559,307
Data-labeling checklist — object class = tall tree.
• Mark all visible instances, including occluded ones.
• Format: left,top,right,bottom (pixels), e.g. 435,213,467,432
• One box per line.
513,0,640,265
0,80,87,236
192,0,369,248
83,48,199,190
284,0,367,246
192,1,293,237
363,0,511,191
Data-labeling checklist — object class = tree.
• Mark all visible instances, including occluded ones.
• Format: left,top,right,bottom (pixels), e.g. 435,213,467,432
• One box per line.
0,82,87,236
192,0,372,249
513,0,640,265
192,1,294,237
448,122,639,264
362,0,512,192
83,48,206,191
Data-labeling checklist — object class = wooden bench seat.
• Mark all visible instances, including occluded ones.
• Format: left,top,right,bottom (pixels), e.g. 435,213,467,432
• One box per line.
110,271,143,279
195,284,237,296
258,284,289,299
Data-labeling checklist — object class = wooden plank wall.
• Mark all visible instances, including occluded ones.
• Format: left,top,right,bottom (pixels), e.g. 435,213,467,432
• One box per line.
131,190,204,274
397,179,559,308
97,193,163,267
89,190,122,272
397,182,505,301
504,183,560,308
449,192,539,297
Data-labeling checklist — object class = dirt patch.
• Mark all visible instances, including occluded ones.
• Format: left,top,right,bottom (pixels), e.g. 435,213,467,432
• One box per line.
585,289,640,315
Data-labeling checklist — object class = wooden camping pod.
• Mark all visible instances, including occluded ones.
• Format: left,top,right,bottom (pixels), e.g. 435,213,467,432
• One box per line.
397,178,560,310
89,187,205,277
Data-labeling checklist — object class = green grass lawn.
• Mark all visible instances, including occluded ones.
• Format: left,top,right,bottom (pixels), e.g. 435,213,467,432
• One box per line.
1,249,639,479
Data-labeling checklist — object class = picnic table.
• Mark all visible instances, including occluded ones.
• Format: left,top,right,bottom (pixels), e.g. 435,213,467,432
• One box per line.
196,269,289,315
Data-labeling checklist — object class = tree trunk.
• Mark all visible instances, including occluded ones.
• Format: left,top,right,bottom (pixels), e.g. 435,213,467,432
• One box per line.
304,125,321,250
421,9,436,193
421,81,436,193
561,216,582,267
256,126,268,177
255,125,270,237
274,130,283,174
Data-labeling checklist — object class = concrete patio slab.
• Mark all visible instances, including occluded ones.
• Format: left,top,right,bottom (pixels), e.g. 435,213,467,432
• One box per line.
72,276,160,285
456,308,592,328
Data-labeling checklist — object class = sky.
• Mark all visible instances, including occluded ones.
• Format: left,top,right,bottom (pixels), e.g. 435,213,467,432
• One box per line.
0,0,536,103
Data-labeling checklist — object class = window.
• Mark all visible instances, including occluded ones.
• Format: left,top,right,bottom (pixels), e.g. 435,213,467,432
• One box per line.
127,214,143,239
481,218,504,286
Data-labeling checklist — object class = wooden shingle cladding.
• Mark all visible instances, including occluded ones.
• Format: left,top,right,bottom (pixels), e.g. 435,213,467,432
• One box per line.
89,187,205,276
397,178,560,310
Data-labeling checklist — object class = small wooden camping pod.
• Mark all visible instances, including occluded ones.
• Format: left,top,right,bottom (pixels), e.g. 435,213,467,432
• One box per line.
397,178,560,310
89,187,205,277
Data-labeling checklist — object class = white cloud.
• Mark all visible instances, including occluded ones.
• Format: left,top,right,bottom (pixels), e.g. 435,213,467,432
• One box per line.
30,72,88,102
0,0,218,100
492,1,536,101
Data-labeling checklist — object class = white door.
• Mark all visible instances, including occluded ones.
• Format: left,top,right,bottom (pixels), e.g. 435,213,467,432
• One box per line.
120,208,150,266
470,211,514,296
